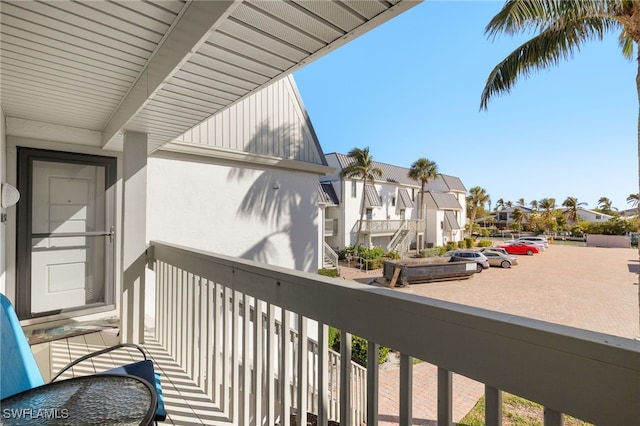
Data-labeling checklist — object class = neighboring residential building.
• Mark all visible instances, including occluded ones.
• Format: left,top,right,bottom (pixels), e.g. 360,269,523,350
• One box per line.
477,206,533,230
148,76,330,275
0,0,413,331
321,153,466,252
575,208,615,223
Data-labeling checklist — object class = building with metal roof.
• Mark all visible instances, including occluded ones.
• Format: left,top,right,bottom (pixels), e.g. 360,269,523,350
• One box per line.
321,153,467,251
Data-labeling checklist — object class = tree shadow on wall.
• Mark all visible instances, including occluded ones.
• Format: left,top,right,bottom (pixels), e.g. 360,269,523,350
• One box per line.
228,122,318,272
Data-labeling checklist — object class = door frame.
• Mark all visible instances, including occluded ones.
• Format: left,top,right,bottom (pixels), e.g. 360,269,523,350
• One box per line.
16,148,117,319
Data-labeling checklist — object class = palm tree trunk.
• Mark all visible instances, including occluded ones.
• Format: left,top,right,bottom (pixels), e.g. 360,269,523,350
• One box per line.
355,177,367,256
420,182,426,249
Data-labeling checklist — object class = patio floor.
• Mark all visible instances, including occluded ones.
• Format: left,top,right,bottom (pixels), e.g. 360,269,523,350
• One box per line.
31,330,233,425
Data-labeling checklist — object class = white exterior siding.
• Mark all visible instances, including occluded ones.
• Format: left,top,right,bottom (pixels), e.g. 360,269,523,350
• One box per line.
576,208,614,223
147,153,320,272
148,75,327,272
176,76,324,165
0,108,5,295
322,153,466,251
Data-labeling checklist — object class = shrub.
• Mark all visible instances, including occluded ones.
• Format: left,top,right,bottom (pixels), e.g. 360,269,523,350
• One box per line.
464,238,474,249
318,268,339,278
457,240,465,249
420,247,445,257
477,239,493,247
385,251,401,260
445,241,457,251
329,327,389,367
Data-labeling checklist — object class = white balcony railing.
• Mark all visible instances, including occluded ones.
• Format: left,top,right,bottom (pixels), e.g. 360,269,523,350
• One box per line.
149,240,640,426
324,218,338,237
355,219,421,236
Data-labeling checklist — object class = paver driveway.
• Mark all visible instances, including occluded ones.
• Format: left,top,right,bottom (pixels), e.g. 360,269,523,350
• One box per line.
341,244,640,424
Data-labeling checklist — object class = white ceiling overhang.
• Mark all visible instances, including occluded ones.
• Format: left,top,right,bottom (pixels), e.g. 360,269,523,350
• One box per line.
1,0,420,153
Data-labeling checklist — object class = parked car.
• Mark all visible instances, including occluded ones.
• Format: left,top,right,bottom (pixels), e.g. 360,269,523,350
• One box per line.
480,250,516,268
479,247,519,265
498,242,539,255
514,239,546,251
516,236,549,248
442,250,490,273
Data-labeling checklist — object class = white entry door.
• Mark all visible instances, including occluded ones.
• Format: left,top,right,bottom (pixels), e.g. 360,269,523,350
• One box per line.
17,149,116,318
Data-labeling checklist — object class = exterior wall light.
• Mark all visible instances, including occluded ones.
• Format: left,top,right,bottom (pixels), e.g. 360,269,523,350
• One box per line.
1,183,20,208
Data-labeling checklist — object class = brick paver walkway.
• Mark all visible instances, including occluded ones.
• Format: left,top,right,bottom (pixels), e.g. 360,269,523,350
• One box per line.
341,244,640,424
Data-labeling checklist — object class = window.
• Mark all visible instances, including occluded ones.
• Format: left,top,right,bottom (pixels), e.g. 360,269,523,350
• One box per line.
351,181,357,198
366,209,373,220
400,209,405,220
595,214,602,220
391,196,396,207
412,188,415,201
441,221,444,230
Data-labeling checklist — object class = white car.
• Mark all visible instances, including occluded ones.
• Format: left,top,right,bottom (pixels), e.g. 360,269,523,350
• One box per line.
515,237,548,250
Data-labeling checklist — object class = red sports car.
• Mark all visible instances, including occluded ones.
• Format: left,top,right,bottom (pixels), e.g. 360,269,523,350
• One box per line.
497,242,539,255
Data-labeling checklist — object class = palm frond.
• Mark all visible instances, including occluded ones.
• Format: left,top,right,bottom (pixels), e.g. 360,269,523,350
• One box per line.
618,31,634,59
486,0,620,39
481,16,620,109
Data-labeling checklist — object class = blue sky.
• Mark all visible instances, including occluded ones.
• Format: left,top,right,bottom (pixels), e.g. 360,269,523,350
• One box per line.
294,1,637,212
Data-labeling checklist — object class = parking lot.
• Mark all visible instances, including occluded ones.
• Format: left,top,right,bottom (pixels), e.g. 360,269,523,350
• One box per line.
348,244,640,339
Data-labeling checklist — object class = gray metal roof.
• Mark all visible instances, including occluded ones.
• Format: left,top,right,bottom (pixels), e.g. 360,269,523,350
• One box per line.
326,152,466,193
364,185,382,207
429,192,462,210
398,189,414,208
444,210,461,230
0,0,420,153
319,182,339,206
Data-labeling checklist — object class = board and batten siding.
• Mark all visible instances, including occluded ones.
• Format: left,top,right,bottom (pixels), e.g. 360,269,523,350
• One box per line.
176,76,325,165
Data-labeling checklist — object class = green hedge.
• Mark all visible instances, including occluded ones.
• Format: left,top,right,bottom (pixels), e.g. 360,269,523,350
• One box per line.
420,247,446,257
329,327,389,367
318,268,339,277
477,239,493,247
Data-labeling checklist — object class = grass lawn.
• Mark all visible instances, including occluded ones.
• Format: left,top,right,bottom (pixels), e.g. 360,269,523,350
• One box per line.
458,392,592,426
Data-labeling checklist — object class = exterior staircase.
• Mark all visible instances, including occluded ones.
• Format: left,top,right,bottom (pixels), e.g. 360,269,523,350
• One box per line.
323,241,339,270
387,223,412,253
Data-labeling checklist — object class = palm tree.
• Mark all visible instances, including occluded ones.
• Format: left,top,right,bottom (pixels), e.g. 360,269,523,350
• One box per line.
597,197,615,215
495,198,505,211
408,158,439,240
529,199,538,211
511,207,525,233
466,186,490,237
538,198,556,233
562,196,586,224
517,198,526,207
627,193,640,207
505,200,513,208
479,1,640,333
341,147,382,255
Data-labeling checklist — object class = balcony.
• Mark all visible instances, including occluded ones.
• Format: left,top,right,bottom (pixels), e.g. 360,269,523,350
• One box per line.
325,219,338,237
355,220,421,236
33,241,640,425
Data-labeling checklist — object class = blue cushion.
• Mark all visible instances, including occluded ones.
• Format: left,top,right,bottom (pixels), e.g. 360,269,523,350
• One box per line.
101,360,166,421
0,294,45,399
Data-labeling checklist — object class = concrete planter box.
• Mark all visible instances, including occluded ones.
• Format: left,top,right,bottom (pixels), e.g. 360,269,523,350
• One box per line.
383,258,476,285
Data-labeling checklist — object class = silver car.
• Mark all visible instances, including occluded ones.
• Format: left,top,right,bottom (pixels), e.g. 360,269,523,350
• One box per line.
480,247,519,264
442,250,490,273
480,250,517,268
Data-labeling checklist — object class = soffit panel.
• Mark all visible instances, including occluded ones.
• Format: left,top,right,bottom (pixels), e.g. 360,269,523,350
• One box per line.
0,0,183,131
1,0,420,152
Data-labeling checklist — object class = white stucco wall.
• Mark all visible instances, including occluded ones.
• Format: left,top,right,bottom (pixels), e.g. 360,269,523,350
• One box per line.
0,108,5,295
147,153,321,273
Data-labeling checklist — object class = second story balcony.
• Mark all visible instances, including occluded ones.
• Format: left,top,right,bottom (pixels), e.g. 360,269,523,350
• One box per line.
29,240,637,426
354,220,422,236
